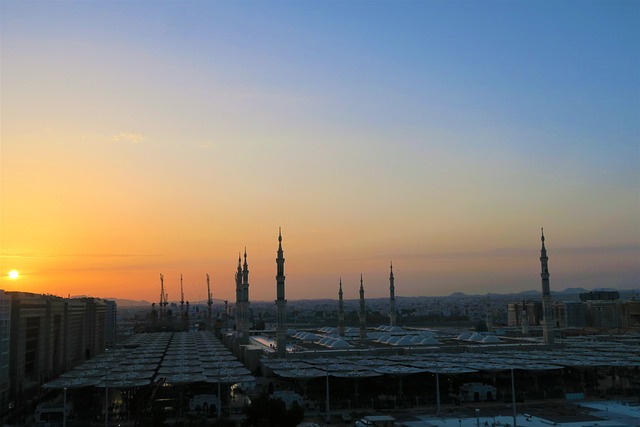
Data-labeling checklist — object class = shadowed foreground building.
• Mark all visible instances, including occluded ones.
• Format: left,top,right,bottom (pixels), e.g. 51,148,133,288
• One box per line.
1,292,114,421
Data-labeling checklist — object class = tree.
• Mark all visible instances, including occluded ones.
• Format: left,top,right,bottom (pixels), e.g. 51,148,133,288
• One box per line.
244,393,304,427
475,320,488,332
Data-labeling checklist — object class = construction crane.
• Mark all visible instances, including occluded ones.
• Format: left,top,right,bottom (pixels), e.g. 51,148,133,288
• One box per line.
159,273,164,308
206,273,213,323
160,273,168,320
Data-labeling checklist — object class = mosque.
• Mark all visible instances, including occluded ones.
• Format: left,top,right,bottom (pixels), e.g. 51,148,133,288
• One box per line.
220,229,637,415
31,229,638,425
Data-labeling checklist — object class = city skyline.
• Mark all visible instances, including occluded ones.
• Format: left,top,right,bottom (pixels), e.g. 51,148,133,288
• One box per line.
1,1,638,302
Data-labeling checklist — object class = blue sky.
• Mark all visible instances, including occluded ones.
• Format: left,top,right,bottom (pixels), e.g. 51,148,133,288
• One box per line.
1,0,638,300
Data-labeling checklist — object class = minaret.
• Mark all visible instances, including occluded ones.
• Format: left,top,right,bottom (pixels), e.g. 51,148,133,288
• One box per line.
180,274,187,331
206,273,213,326
241,248,250,344
235,254,242,333
275,228,287,358
359,274,366,339
485,296,493,332
540,228,554,344
389,262,397,327
338,278,345,337
521,300,530,335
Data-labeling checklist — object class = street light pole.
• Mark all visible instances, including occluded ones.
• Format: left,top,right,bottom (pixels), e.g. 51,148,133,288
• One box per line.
511,368,517,427
63,387,67,427
105,367,109,427
476,408,480,427
217,366,221,419
325,366,331,423
435,370,440,416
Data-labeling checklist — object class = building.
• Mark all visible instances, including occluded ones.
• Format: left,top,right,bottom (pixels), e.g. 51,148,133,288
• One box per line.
585,300,624,329
64,299,87,370
79,298,106,359
3,292,112,420
563,301,587,328
625,301,640,327
9,292,62,410
580,290,620,302
105,300,117,349
0,290,11,415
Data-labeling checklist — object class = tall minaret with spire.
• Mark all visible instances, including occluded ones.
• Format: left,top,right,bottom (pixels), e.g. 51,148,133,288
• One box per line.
540,228,554,345
359,274,366,339
235,254,243,333
389,262,397,327
275,228,287,358
338,278,345,337
241,248,251,344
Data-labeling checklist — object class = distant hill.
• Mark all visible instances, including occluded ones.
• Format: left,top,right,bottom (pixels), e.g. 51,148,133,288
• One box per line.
559,287,590,294
67,286,633,305
446,287,613,299
448,292,468,298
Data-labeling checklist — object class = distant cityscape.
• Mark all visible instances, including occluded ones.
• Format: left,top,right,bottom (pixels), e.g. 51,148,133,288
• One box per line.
1,231,639,426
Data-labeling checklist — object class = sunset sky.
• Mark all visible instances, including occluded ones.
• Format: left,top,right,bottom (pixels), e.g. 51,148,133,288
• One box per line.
1,1,638,303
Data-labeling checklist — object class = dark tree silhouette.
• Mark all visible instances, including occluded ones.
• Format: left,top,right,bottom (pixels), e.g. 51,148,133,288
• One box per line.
244,393,304,427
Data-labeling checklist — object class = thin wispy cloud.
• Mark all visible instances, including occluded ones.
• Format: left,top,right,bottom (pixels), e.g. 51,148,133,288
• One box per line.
0,251,161,259
112,133,146,143
358,245,640,262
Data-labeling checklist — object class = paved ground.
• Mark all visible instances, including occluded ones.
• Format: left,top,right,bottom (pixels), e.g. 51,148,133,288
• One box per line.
300,397,640,427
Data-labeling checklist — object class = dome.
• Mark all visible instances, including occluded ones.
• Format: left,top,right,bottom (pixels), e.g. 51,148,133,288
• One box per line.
395,336,416,346
457,333,472,340
376,334,390,343
420,337,440,345
469,333,484,342
345,327,360,336
329,339,352,349
387,336,401,344
482,335,500,343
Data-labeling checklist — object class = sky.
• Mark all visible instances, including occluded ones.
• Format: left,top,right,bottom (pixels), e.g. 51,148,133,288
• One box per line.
1,0,638,303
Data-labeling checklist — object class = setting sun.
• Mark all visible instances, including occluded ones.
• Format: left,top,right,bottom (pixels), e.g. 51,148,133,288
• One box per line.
8,270,19,280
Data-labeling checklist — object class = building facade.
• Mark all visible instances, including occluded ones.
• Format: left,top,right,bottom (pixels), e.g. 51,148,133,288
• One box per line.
0,291,11,415
3,292,113,419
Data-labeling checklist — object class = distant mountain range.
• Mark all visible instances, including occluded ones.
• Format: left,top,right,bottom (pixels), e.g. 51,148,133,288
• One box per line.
85,287,636,307
447,287,633,298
